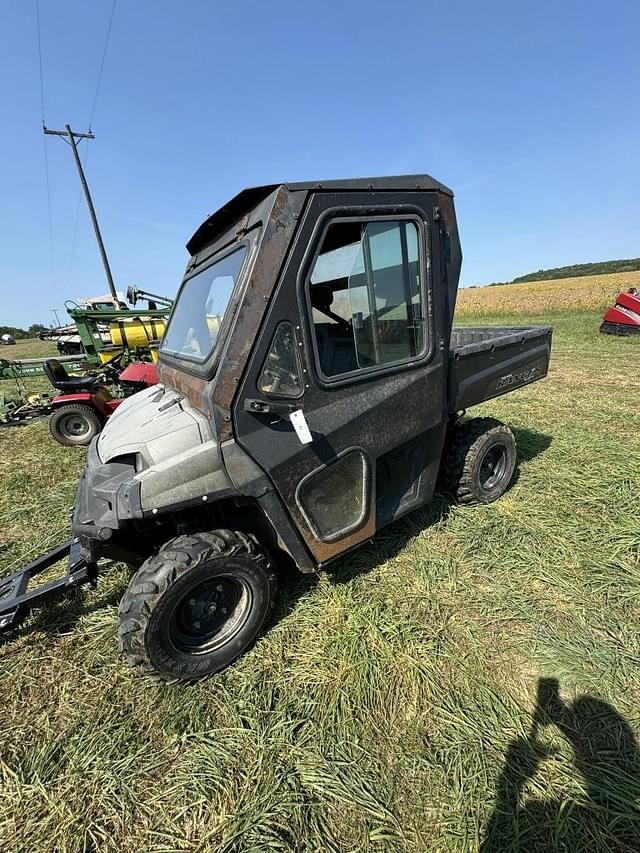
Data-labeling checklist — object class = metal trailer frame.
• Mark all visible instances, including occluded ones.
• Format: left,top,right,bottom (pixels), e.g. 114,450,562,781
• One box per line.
0,539,94,633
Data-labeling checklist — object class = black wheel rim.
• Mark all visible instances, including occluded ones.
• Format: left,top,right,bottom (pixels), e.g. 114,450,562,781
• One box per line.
60,413,91,438
169,576,252,654
479,443,508,490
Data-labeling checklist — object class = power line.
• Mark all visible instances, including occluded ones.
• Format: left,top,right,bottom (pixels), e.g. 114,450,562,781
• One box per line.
67,0,118,287
38,0,118,296
35,0,45,125
42,140,56,297
35,0,56,299
88,0,117,131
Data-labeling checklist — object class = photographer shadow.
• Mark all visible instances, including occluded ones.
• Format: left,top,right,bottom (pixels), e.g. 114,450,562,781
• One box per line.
481,678,640,852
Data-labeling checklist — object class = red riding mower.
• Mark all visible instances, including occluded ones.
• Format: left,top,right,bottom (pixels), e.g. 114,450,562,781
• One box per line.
43,359,157,446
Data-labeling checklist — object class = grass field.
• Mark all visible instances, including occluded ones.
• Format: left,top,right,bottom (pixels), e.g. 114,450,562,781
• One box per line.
0,339,59,360
1,275,639,852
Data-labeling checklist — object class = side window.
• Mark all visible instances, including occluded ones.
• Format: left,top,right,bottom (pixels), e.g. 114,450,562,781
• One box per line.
307,219,426,379
258,321,303,397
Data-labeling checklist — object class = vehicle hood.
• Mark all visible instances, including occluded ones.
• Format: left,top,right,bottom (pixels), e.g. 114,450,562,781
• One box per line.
97,384,210,467
96,384,232,512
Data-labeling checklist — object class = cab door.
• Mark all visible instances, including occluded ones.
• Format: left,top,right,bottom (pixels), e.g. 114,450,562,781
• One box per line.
233,191,447,565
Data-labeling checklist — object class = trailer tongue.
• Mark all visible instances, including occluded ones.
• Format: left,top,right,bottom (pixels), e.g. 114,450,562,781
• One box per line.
0,539,95,634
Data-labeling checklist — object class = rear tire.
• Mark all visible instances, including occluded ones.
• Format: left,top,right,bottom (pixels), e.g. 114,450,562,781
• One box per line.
117,530,276,683
441,417,517,505
49,404,102,446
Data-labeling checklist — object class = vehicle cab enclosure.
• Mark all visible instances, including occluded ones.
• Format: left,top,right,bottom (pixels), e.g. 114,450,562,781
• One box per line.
73,176,551,574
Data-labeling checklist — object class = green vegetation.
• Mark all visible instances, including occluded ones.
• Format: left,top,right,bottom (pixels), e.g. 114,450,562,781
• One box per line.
483,257,640,287
0,298,639,851
0,324,48,341
514,258,640,282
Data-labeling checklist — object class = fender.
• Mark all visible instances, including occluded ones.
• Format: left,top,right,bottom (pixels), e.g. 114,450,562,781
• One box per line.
118,361,158,386
50,391,123,418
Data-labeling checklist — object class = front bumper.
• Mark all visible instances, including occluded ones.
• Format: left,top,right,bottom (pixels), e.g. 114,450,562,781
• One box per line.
72,439,143,563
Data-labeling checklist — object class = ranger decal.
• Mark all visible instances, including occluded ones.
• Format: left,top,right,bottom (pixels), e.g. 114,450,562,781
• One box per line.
496,367,541,390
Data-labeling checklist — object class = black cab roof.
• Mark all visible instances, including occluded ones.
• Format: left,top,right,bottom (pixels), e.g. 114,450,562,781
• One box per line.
186,174,453,254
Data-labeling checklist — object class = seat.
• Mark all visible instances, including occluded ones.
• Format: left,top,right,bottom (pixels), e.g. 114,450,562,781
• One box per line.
310,285,351,329
313,323,361,375
43,359,101,393
310,285,361,375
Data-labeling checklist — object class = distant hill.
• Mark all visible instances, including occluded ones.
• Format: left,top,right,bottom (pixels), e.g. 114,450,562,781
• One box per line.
485,258,640,287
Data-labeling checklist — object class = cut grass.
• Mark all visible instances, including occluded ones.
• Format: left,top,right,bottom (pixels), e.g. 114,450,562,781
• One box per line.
0,279,639,851
0,339,58,361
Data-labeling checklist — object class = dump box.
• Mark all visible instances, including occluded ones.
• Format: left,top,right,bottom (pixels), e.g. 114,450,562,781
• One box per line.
449,326,552,411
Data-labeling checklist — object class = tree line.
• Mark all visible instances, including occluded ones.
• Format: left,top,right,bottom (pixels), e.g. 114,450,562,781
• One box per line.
0,324,48,340
484,258,640,287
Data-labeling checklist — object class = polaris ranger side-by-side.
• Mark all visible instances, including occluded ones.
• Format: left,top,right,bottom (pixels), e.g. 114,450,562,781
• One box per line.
0,176,552,682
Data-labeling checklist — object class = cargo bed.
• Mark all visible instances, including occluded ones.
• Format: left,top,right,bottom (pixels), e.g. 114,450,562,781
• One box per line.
448,326,552,412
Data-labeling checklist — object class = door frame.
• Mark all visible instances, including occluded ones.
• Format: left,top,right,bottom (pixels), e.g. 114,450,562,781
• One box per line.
232,189,445,565
296,205,437,390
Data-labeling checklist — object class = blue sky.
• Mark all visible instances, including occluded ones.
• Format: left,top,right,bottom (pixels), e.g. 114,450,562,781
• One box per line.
1,0,638,329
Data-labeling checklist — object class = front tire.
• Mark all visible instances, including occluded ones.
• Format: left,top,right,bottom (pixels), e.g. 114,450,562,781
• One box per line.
49,404,102,446
117,530,276,683
441,417,517,505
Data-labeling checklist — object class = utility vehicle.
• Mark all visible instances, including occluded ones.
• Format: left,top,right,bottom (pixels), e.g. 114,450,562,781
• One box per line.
0,175,552,682
0,286,169,438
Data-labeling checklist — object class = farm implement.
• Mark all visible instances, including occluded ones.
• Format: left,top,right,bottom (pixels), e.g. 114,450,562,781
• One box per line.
0,288,170,443
40,288,171,357
600,287,640,336
0,355,158,444
60,286,172,365
0,174,553,681
0,355,83,427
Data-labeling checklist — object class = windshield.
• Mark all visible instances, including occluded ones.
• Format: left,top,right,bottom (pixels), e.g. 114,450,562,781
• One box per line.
161,246,248,362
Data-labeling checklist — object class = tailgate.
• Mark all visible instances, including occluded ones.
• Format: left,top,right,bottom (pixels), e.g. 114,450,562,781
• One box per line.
449,326,552,411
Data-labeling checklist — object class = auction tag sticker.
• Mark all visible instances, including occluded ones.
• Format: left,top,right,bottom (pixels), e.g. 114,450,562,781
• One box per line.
289,409,313,445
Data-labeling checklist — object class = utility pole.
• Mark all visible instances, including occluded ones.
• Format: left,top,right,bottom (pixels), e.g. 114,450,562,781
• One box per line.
51,308,62,327
44,125,118,305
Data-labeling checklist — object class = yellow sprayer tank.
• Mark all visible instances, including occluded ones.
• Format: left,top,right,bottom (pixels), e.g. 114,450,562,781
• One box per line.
108,318,166,350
